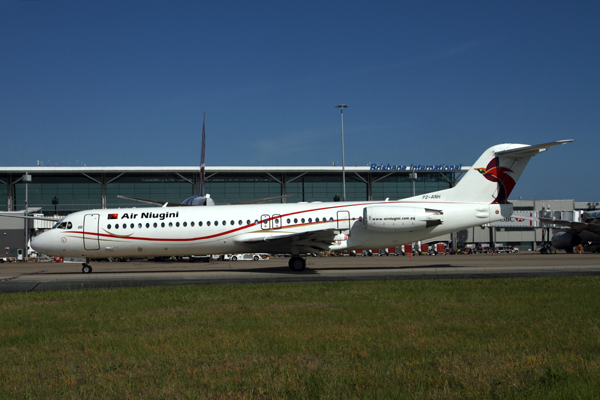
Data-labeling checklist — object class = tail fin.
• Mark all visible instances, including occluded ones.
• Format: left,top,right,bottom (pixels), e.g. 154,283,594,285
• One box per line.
199,112,206,197
445,140,573,203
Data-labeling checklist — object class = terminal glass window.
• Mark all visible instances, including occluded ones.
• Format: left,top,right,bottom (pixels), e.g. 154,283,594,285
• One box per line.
286,174,367,202
371,172,452,200
205,174,281,204
12,175,102,214
0,183,7,211
106,174,193,208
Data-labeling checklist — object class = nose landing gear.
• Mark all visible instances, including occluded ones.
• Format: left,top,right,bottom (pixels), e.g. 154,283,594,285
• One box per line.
81,261,93,274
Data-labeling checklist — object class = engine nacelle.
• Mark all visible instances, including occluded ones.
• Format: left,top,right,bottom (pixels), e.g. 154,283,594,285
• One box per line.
182,195,216,206
363,206,442,232
551,231,581,250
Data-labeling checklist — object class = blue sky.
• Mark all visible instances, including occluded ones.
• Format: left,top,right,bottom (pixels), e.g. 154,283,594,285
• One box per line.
1,1,598,202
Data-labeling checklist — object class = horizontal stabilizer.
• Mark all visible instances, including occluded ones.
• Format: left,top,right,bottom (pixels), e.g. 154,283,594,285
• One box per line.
495,139,575,158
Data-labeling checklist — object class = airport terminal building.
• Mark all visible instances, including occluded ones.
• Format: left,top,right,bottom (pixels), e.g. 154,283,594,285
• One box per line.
1,165,597,255
0,164,459,213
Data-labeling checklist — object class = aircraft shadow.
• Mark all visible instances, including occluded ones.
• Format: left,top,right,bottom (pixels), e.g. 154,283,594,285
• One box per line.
35,262,474,276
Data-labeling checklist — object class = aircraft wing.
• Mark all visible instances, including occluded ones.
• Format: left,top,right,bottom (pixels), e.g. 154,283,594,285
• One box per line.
117,195,181,207
118,194,293,207
238,229,339,253
539,217,600,233
225,195,293,205
0,213,61,222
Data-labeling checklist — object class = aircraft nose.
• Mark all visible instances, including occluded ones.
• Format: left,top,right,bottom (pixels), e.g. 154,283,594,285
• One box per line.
31,233,51,255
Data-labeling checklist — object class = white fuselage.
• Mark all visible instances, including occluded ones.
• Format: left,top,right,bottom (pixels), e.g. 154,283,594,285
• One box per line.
31,199,512,258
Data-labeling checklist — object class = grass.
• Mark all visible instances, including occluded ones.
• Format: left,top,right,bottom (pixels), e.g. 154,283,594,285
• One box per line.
1,277,599,399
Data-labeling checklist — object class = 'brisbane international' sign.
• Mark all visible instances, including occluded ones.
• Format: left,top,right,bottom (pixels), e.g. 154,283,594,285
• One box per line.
369,163,463,172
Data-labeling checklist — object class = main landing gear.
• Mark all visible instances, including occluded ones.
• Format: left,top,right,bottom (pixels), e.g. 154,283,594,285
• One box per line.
81,261,93,274
288,256,306,271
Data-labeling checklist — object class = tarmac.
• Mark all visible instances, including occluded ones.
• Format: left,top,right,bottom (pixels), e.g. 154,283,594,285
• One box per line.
2,252,600,293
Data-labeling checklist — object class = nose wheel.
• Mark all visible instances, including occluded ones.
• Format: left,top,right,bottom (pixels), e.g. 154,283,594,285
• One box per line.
82,263,93,274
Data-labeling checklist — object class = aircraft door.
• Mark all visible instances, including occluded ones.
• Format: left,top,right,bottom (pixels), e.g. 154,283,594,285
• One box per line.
272,214,282,229
337,210,351,231
83,214,100,250
261,214,270,230
261,214,282,230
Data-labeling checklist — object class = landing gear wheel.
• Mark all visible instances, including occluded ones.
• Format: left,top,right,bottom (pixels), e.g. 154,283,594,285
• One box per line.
82,263,93,274
231,256,238,261
253,255,259,261
288,256,306,271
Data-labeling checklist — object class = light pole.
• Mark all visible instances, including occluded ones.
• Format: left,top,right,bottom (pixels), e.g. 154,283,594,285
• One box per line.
409,171,417,197
23,173,32,257
335,104,348,201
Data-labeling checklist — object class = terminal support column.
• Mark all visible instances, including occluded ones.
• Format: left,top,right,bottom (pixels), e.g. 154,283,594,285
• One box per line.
101,174,107,209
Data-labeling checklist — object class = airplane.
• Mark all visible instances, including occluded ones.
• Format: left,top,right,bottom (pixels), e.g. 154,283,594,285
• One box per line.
29,139,573,273
540,210,600,253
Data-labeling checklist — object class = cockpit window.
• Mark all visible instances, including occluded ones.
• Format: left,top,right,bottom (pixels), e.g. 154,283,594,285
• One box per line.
53,221,72,230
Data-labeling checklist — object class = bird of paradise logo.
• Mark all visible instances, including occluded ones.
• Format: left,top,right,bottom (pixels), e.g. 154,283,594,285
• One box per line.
475,157,516,204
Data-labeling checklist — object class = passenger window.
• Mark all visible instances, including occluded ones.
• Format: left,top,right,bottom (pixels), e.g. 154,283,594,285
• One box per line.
107,224,112,229
287,218,291,224
176,222,180,227
161,222,165,228
230,220,234,226
146,223,150,228
215,221,218,226
207,221,211,226
308,218,312,223
169,222,173,227
294,218,298,223
191,222,195,227
301,218,305,223
315,218,319,223
223,221,226,226
115,224,119,229
238,220,242,225
183,222,187,227
153,222,157,228
130,223,134,229
247,220,251,225
138,223,142,228
330,217,334,222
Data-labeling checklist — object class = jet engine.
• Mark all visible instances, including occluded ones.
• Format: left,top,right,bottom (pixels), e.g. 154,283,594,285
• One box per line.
182,194,216,206
551,231,581,251
363,206,443,232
